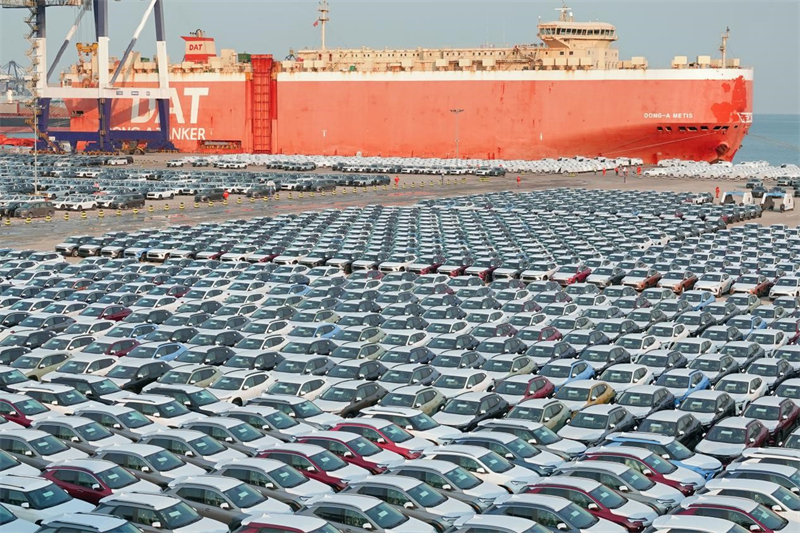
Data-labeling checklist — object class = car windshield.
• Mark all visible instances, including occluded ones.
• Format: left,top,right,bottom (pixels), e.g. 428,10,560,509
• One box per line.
380,423,413,443
581,349,613,363
160,501,201,529
365,501,408,529
96,465,138,489
27,484,72,509
772,487,800,511
641,452,677,474
707,425,746,443
776,383,800,399
589,485,627,509
223,482,265,508
619,468,655,490
188,435,227,456
656,374,690,388
0,369,27,386
743,404,780,420
540,365,571,378
310,450,347,471
407,481,447,507
482,359,514,373
75,421,114,441
319,386,355,402
156,400,191,418
570,413,608,430
748,504,789,531
435,375,467,389
749,363,779,377
600,370,633,383
118,409,151,428
717,380,750,394
381,392,414,407
689,358,721,372
211,376,243,391
507,405,544,421
680,397,717,413
555,386,591,402
558,502,599,529
502,437,539,458
495,380,529,396
144,450,184,472
269,464,307,488
617,391,653,407
442,399,478,415
618,338,645,350
30,435,70,455
230,422,262,442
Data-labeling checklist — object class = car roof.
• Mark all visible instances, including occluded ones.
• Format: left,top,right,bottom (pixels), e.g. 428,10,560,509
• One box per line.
0,474,51,491
100,491,181,509
46,458,117,472
500,493,571,511
42,512,130,531
530,475,599,492
580,404,620,415
705,477,785,494
681,494,757,512
651,515,749,532
168,474,241,490
352,474,422,491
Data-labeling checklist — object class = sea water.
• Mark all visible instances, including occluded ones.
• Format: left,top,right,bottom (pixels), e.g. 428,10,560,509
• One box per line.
736,114,800,166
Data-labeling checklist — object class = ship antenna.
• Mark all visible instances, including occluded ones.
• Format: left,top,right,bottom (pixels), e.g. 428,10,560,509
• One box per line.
317,0,330,51
720,26,730,67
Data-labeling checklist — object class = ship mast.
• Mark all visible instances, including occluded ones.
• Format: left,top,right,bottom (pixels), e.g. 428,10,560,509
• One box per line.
720,26,730,67
557,2,574,22
318,0,330,51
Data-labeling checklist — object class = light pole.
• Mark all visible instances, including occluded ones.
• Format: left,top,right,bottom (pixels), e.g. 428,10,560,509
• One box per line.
450,108,464,160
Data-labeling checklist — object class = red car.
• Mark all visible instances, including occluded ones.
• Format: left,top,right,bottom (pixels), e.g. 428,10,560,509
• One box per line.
735,274,774,297
522,376,555,400
0,393,51,427
234,515,330,533
331,418,430,459
526,477,649,533
582,448,697,496
743,397,800,446
552,264,592,286
297,431,403,474
258,443,369,491
43,460,148,504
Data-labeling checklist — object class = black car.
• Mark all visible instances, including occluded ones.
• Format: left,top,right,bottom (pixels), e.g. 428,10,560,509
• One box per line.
195,188,225,202
432,391,509,431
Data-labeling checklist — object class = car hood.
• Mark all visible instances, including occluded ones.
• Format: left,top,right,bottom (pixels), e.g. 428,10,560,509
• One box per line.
205,447,248,463
313,399,351,415
36,498,95,520
197,401,235,415
242,434,283,452
286,477,333,498
370,448,406,468
160,462,206,479
426,495,474,518
557,426,607,445
175,517,229,533
686,410,716,425
639,480,684,505
1,461,40,477
91,433,132,447
408,424,460,444
623,405,653,419
334,463,371,484
617,499,658,525
694,439,746,460
390,516,436,533
663,465,706,488
496,393,526,406
583,519,627,533
432,412,476,429
544,438,587,459
557,399,588,412
305,412,343,430
159,411,206,428
116,478,161,495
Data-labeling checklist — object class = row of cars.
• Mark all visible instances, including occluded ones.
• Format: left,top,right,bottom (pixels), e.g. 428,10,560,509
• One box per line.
0,189,799,533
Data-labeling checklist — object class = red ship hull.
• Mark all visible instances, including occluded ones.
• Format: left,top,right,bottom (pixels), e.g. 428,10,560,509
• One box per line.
64,68,752,163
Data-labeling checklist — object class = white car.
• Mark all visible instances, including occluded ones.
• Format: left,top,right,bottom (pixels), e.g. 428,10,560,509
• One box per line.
432,369,494,397
598,363,654,392
423,445,540,493
57,196,97,211
693,273,735,296
647,322,690,348
714,373,769,413
207,370,270,405
771,277,800,299
615,334,661,358
0,475,93,523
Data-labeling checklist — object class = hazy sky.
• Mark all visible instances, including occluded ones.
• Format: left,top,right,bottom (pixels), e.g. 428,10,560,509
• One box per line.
2,0,798,114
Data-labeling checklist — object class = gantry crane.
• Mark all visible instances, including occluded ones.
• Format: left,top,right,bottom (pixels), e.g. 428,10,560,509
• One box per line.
0,0,175,152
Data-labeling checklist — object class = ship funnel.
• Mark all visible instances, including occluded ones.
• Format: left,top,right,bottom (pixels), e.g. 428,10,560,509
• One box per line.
182,31,217,63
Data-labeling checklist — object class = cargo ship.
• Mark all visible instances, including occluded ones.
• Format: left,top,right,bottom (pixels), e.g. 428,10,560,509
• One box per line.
61,3,753,163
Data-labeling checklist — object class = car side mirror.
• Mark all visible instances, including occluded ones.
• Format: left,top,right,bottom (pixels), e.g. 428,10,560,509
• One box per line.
185,450,194,457
91,483,102,491
587,502,599,511
20,502,29,509
112,423,122,429
749,437,756,443
376,437,386,444
38,363,47,369
618,485,629,492
480,410,487,415
363,523,373,531
718,407,725,413
70,436,80,443
225,436,234,443
591,396,597,401
24,450,33,457
772,504,783,513
750,526,762,532
557,523,568,531
678,430,685,436
403,501,415,509
411,379,419,384
220,502,230,510
343,451,353,458
476,467,486,474
643,469,653,476
141,466,151,473
504,453,514,460
441,483,452,491
609,424,615,429
306,466,316,472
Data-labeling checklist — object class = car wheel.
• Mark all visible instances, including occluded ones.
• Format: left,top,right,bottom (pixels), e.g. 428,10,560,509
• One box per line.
71,249,78,257
47,210,54,217
233,398,242,406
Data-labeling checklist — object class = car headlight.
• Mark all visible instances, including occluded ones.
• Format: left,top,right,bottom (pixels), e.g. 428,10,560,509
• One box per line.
509,479,528,487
